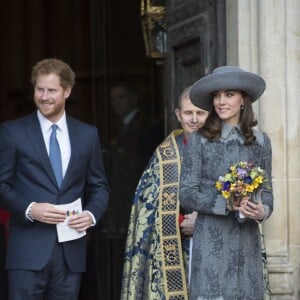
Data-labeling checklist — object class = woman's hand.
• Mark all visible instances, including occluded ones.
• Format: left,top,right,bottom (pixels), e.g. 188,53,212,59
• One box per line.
180,211,197,236
238,197,265,221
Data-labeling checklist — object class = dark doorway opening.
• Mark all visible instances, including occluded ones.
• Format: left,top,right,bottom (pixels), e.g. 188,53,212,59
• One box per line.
0,1,164,300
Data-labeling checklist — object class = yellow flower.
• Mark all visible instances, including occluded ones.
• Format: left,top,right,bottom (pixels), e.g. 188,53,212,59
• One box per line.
255,176,263,184
222,190,231,199
216,181,222,190
245,184,254,192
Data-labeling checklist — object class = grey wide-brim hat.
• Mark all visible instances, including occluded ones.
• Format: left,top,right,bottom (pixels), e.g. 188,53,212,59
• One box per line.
190,66,266,111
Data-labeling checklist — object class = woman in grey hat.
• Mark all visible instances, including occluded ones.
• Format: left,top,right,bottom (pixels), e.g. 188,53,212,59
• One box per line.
179,66,273,300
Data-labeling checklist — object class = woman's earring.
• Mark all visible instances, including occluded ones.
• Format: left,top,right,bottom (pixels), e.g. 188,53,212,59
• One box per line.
241,105,244,111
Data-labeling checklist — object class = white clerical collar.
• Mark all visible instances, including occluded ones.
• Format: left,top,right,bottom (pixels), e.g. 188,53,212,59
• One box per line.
122,108,139,125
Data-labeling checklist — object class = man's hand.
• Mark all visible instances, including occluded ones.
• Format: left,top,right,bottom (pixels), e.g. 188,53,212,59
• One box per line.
31,203,66,224
68,211,93,232
180,211,197,236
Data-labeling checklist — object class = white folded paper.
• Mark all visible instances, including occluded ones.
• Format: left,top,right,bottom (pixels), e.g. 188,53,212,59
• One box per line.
55,198,86,242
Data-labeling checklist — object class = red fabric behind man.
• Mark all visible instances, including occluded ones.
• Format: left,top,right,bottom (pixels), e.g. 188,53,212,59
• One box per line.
0,208,10,243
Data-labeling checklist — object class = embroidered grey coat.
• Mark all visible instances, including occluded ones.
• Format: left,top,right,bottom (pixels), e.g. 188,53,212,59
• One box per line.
179,124,273,300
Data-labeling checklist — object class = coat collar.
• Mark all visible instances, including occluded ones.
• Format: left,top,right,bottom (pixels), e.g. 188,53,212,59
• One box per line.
220,123,243,140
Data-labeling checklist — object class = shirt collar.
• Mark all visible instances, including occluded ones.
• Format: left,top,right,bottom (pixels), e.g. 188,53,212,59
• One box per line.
37,110,67,133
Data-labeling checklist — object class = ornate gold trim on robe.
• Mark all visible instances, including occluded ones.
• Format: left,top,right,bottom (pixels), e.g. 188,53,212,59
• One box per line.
156,130,188,299
120,130,189,300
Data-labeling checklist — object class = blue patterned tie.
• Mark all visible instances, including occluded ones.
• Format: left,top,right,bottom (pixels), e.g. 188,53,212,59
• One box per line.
49,124,63,187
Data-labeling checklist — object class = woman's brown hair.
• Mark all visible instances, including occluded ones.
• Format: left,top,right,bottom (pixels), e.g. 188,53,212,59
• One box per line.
199,92,257,145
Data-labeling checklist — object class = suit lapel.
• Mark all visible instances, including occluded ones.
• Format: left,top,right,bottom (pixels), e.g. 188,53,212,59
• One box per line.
25,113,58,187
63,117,81,186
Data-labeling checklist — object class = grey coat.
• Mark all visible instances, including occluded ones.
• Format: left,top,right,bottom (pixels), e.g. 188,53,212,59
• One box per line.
179,124,273,300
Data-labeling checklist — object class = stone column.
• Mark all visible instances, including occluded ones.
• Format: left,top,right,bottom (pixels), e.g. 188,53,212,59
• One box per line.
226,0,300,299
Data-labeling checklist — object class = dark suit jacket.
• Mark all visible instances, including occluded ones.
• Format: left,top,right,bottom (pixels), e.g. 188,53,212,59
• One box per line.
0,112,110,272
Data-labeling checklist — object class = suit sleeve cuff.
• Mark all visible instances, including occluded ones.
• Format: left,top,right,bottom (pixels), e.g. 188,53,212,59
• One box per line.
84,210,96,227
25,202,36,222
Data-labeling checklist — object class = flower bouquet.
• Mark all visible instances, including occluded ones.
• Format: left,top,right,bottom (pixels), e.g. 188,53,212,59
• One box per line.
215,161,269,213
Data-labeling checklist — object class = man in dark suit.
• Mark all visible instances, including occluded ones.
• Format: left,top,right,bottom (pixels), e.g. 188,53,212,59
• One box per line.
106,83,163,232
0,58,110,299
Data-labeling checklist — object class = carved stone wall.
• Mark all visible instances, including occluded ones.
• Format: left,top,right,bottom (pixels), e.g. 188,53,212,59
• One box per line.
226,1,300,298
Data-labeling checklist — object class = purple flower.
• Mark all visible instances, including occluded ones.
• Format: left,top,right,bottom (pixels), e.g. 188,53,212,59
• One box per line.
237,167,247,178
244,176,253,184
224,181,231,191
